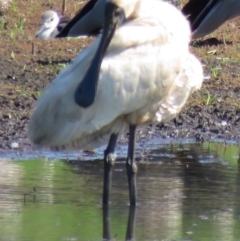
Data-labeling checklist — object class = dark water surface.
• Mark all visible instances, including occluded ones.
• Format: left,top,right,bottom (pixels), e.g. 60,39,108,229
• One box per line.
1,140,240,241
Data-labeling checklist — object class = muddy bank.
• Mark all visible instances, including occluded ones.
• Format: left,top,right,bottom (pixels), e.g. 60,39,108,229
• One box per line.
1,0,240,151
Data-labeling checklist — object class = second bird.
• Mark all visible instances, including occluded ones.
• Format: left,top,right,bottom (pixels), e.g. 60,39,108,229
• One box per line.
36,10,70,40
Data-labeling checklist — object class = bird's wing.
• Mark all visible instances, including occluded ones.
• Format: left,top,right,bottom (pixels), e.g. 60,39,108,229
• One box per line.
182,0,240,38
182,0,219,31
57,16,71,32
155,53,203,123
56,0,104,37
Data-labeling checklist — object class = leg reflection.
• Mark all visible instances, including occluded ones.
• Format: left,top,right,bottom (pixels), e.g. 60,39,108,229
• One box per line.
103,204,111,240
102,205,136,241
125,206,136,241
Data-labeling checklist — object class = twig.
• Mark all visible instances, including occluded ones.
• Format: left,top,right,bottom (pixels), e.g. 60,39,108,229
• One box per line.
62,0,66,14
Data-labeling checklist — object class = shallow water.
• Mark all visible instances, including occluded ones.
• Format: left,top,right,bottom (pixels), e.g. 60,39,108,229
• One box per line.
1,140,240,241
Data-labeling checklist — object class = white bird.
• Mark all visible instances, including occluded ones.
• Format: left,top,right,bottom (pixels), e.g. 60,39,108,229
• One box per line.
36,10,70,40
28,0,203,205
57,0,240,39
182,0,240,39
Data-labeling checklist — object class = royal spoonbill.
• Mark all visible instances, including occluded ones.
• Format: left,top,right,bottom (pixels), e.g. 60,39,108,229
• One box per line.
182,0,240,39
28,0,203,205
56,0,240,39
36,10,70,40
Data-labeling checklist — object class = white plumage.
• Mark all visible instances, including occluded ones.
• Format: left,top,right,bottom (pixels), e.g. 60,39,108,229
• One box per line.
36,10,70,40
29,0,203,205
30,0,202,149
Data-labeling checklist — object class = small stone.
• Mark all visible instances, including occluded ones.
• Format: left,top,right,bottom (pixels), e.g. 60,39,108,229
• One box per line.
10,141,19,148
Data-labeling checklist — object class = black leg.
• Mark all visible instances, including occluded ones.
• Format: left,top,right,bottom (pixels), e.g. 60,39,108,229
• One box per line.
103,133,118,204
126,125,137,205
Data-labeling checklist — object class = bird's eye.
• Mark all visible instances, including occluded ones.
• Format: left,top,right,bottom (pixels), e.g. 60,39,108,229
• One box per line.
50,18,54,21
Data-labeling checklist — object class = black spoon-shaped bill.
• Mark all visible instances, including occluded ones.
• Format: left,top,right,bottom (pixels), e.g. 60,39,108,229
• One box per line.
74,2,125,108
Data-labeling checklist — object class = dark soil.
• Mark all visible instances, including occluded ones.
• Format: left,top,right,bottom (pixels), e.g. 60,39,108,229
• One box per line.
1,0,240,151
